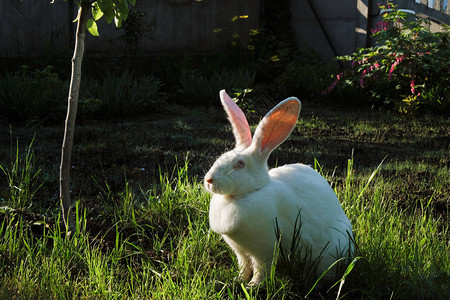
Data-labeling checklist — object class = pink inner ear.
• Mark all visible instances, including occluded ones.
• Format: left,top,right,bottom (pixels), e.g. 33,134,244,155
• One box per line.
220,90,252,148
260,100,300,154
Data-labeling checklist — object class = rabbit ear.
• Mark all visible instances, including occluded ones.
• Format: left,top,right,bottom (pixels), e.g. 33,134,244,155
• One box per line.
220,90,252,149
251,97,301,162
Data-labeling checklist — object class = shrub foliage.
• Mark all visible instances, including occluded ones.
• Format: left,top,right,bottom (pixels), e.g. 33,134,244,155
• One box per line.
324,2,450,114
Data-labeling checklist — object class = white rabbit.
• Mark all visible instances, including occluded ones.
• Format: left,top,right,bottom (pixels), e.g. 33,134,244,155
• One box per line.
204,90,353,286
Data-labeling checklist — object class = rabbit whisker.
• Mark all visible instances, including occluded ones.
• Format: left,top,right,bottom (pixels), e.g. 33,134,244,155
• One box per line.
226,169,236,176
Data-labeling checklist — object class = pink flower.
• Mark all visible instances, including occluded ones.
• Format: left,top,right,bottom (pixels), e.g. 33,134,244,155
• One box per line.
322,73,344,95
371,21,391,34
410,77,416,94
360,70,366,87
388,54,406,80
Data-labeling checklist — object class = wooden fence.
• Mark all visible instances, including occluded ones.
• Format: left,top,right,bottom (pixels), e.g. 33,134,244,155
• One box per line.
0,0,448,60
406,0,449,27
415,0,448,13
0,0,260,57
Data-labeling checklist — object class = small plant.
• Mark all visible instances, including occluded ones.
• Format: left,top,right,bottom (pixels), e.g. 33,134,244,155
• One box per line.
78,97,102,115
324,1,450,114
232,88,254,112
121,9,153,56
178,68,255,105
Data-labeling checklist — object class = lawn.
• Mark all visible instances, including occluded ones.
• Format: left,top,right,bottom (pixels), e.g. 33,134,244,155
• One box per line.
0,101,449,299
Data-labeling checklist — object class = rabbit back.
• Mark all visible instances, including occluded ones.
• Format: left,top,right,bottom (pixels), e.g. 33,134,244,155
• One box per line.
269,164,353,260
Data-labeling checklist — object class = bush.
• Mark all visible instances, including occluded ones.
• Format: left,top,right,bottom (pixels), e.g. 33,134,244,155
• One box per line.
211,19,334,102
0,67,165,123
80,70,165,118
243,28,334,100
273,51,334,99
324,1,450,114
0,66,67,123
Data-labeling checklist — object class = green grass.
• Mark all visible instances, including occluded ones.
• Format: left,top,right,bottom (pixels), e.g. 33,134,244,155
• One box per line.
0,136,43,209
0,105,448,299
0,153,448,299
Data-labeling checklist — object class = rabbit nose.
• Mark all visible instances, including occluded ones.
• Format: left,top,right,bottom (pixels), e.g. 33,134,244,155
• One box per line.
206,178,214,184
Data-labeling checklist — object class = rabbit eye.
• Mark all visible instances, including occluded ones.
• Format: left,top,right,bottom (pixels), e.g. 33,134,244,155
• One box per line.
234,160,245,170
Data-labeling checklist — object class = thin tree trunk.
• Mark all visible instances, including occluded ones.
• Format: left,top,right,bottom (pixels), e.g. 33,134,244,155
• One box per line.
60,1,90,233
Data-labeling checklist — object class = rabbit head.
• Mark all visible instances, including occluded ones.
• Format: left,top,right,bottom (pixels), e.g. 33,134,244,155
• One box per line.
205,90,301,196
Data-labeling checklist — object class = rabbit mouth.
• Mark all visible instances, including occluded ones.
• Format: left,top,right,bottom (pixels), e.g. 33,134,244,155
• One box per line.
205,181,222,194
204,177,215,193
204,178,228,195
205,181,214,193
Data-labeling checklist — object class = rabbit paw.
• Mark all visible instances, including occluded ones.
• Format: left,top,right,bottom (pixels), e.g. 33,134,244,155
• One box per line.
234,267,252,283
247,268,267,286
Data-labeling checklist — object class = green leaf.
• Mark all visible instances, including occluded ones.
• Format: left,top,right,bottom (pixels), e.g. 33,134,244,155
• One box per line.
114,15,123,28
129,0,136,6
97,0,113,12
86,18,99,37
103,7,115,24
92,3,104,21
240,283,251,299
120,2,129,21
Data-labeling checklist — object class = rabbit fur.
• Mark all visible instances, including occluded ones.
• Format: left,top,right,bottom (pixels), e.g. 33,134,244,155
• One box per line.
205,90,353,286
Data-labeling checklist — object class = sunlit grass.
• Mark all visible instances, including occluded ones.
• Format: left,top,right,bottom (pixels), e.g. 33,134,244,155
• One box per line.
338,157,449,298
0,137,43,209
0,150,448,299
